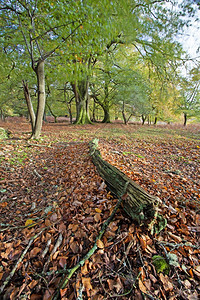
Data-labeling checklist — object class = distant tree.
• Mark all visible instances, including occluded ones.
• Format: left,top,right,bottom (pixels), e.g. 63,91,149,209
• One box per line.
176,69,200,125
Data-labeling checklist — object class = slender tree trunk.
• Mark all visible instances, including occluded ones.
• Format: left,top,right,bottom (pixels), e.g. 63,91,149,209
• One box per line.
183,112,187,126
63,87,73,124
32,60,46,139
0,109,5,121
101,82,111,123
22,80,36,132
154,116,158,125
67,104,73,124
46,102,57,123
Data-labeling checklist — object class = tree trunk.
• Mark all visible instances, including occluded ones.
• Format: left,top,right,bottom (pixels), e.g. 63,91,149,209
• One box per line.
46,102,57,123
72,81,92,125
183,112,187,126
154,116,158,125
22,80,36,132
31,60,46,139
122,100,127,125
0,109,5,121
91,100,97,122
89,139,158,223
43,110,47,122
67,104,73,124
102,106,111,123
141,114,146,125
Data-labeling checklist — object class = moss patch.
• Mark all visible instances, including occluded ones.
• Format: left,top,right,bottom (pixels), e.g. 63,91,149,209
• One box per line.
0,128,8,139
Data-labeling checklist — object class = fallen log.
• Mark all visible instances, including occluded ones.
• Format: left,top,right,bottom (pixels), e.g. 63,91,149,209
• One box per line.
89,138,159,224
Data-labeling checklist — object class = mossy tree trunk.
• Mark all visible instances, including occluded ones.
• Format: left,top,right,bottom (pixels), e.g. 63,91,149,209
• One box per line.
89,139,158,223
72,80,92,125
102,105,111,123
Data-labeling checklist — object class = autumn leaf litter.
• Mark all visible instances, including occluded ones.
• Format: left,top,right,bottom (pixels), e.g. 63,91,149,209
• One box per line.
0,120,200,300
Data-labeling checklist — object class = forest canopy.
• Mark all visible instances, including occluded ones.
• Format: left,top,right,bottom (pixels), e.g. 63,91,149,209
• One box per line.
0,0,199,137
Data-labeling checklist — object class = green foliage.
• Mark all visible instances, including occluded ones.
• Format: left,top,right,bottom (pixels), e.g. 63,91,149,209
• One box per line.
0,0,199,125
152,255,170,275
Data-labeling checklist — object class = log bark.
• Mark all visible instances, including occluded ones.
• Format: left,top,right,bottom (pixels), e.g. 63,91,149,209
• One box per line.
89,138,158,223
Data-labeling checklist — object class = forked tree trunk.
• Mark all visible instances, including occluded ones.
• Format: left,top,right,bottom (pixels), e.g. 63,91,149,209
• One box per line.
32,60,46,139
141,114,146,125
89,139,158,223
22,80,36,132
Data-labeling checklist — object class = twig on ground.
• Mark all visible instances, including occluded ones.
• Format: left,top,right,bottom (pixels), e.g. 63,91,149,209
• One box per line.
41,238,52,259
53,197,123,300
33,169,42,179
43,233,63,272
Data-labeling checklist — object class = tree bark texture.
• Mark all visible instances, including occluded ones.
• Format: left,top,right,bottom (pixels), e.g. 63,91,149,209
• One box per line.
32,60,46,138
22,80,36,132
89,139,157,223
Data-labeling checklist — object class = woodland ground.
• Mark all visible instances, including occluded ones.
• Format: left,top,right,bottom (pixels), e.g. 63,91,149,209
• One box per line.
0,117,199,300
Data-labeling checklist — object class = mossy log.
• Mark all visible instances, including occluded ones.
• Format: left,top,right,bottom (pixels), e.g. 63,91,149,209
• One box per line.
89,138,159,223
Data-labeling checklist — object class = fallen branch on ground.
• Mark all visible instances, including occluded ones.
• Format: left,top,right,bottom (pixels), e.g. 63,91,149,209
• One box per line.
89,138,159,223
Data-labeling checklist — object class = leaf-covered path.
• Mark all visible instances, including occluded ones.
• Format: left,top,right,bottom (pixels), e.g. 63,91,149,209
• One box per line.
0,119,200,299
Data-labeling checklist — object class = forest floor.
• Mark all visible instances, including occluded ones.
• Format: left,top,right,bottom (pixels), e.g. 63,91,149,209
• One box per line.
0,118,200,300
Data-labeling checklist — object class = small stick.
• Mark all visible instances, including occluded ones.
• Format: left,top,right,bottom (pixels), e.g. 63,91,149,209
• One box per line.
41,238,52,258
43,233,63,272
33,169,42,179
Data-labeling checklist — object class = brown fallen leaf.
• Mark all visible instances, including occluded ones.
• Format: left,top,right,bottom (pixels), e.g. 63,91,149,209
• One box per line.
28,280,38,289
159,273,173,292
138,278,147,293
168,232,182,243
30,247,42,258
59,257,66,268
30,294,43,300
70,241,79,253
82,277,93,291
107,279,115,290
81,261,89,275
114,277,123,293
43,288,54,300
96,239,104,249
